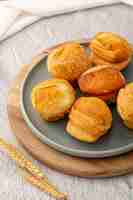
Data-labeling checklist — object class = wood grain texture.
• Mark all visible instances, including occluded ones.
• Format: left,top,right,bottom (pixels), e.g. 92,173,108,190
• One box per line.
7,44,133,178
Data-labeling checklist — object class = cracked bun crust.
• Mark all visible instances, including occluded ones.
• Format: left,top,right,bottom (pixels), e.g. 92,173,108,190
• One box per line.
66,97,112,142
117,82,133,129
48,43,91,82
31,79,76,121
90,32,132,70
78,65,126,101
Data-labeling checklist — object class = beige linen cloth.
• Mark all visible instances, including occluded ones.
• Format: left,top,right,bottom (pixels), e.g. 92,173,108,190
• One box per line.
0,0,121,41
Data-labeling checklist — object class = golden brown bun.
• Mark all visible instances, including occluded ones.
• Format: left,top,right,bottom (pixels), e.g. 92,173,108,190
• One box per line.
78,65,126,101
90,52,131,71
48,43,91,82
90,32,132,70
117,82,133,129
31,79,76,121
66,97,112,142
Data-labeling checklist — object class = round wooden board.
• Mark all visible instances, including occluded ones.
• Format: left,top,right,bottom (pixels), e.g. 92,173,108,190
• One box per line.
7,44,133,178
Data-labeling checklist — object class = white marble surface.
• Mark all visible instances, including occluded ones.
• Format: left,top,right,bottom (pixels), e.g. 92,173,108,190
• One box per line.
1,3,133,200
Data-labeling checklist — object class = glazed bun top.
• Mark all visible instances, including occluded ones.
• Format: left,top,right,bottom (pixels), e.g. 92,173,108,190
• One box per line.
78,65,126,95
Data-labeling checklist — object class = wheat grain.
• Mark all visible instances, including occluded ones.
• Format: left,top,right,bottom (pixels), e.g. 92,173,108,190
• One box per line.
0,137,67,200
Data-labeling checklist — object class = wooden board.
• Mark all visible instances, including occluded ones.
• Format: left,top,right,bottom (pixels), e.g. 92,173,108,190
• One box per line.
7,45,133,178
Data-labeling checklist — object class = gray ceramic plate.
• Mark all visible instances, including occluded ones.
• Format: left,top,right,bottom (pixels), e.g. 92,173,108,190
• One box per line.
21,52,133,158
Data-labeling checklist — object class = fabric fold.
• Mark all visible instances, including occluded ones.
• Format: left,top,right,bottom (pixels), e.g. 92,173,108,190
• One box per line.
0,0,121,41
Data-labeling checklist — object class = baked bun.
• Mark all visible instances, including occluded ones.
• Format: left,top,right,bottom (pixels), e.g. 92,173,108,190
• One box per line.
66,97,112,142
78,65,126,101
48,43,91,82
31,79,76,121
90,52,131,71
117,82,133,129
90,32,132,70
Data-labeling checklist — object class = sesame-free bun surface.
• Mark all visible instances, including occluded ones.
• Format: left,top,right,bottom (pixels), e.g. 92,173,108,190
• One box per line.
66,97,112,142
48,43,91,82
90,52,131,71
78,65,126,101
90,32,132,70
117,82,133,129
31,79,76,121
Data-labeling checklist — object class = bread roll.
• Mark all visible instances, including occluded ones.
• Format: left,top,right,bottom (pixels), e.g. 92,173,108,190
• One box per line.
78,65,126,101
66,97,112,142
31,79,76,121
48,43,91,82
117,82,133,129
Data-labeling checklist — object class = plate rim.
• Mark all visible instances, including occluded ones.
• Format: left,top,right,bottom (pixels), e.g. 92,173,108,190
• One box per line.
20,44,133,158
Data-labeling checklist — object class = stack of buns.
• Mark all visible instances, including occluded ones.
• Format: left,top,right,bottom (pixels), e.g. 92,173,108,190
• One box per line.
31,32,133,143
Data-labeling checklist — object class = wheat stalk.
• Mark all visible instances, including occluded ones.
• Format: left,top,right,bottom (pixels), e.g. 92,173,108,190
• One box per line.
25,175,67,200
0,138,44,179
0,138,67,200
